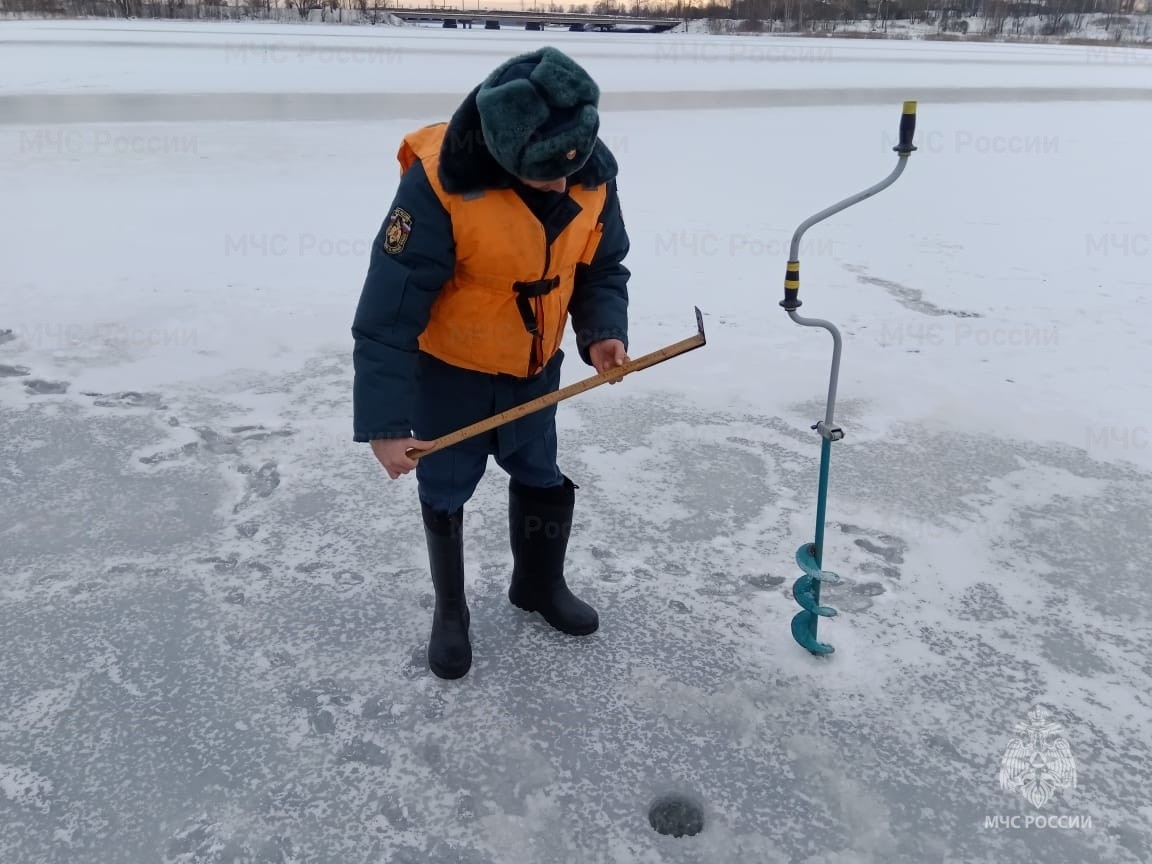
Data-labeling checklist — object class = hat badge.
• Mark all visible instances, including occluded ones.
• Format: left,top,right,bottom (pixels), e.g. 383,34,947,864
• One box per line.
566,149,577,160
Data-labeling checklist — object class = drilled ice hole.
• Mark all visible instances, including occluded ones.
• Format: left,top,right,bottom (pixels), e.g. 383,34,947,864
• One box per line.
648,793,705,838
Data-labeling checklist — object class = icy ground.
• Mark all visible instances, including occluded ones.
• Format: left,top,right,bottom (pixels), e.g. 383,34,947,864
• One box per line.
2,20,1152,864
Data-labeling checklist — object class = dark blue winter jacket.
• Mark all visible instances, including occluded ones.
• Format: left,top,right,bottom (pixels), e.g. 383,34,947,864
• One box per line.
351,86,630,458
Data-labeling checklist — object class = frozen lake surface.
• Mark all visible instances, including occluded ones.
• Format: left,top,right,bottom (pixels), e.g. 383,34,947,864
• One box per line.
1,19,1151,864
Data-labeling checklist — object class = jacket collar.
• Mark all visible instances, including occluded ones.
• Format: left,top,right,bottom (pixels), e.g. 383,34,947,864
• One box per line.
437,85,618,196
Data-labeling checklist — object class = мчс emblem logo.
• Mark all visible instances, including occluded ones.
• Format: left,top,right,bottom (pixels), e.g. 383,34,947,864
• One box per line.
998,706,1077,809
383,207,412,255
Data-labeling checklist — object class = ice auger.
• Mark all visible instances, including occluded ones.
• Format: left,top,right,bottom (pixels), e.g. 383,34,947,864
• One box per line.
782,102,918,655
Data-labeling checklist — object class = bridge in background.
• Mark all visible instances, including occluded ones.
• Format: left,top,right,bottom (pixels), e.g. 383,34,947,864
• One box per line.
389,7,682,31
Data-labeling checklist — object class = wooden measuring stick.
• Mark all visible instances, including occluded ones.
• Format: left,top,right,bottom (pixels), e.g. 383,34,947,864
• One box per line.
405,306,706,461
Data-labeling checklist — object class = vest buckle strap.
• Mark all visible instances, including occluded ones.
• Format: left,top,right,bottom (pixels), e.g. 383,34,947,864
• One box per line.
512,276,560,336
515,294,542,336
512,276,561,298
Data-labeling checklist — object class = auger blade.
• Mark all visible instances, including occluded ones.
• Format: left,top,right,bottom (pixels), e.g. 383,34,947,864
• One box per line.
795,543,841,585
792,572,838,618
791,542,839,655
791,611,835,655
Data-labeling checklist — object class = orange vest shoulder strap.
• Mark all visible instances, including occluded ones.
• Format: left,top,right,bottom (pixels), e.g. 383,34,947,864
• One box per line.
397,123,448,177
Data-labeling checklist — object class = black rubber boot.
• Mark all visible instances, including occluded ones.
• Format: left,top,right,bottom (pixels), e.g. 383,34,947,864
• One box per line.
507,476,598,636
422,501,472,679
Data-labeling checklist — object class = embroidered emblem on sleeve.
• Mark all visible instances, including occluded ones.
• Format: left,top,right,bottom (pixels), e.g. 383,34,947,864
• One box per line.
382,207,413,255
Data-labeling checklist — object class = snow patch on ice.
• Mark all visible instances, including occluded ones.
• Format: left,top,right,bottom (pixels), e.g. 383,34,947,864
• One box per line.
0,683,80,737
0,764,54,813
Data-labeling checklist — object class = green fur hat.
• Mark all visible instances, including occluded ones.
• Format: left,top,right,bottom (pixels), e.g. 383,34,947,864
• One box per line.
475,46,601,182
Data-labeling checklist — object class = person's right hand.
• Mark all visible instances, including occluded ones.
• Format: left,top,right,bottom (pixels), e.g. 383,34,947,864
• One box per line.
370,437,435,480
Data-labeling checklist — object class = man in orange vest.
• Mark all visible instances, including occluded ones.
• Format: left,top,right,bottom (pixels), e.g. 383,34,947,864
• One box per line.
352,47,630,679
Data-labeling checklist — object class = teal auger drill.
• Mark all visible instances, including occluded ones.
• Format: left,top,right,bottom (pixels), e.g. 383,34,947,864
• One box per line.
781,102,919,656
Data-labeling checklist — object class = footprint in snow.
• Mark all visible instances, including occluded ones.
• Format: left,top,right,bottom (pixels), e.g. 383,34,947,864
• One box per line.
233,461,280,514
838,522,907,581
829,580,888,613
138,424,292,466
361,696,393,721
82,390,168,410
310,709,336,735
746,573,786,590
229,424,295,442
340,738,390,767
403,646,428,680
138,442,199,465
23,379,70,395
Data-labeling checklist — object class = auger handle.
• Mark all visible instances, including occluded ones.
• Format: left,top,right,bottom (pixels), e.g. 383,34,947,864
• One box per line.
779,101,917,313
895,100,918,154
781,260,801,312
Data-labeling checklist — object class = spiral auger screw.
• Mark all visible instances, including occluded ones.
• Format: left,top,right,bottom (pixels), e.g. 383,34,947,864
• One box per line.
782,102,918,656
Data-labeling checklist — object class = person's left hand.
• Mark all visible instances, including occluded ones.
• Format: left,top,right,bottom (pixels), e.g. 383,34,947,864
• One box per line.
589,339,630,383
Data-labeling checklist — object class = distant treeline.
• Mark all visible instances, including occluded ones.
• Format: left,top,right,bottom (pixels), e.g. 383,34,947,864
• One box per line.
2,0,1150,43
710,0,1151,38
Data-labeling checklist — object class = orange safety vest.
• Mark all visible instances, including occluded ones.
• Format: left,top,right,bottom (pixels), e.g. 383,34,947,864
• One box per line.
398,123,608,378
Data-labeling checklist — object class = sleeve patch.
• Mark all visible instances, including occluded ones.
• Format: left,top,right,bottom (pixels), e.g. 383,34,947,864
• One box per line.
382,207,413,255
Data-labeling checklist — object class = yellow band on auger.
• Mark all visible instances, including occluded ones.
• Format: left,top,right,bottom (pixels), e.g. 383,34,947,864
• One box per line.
785,260,800,290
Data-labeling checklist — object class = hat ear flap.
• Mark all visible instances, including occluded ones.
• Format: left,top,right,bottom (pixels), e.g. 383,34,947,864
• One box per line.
529,49,599,108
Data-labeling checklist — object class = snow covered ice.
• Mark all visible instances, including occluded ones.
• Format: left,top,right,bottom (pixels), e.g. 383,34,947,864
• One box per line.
2,19,1152,864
